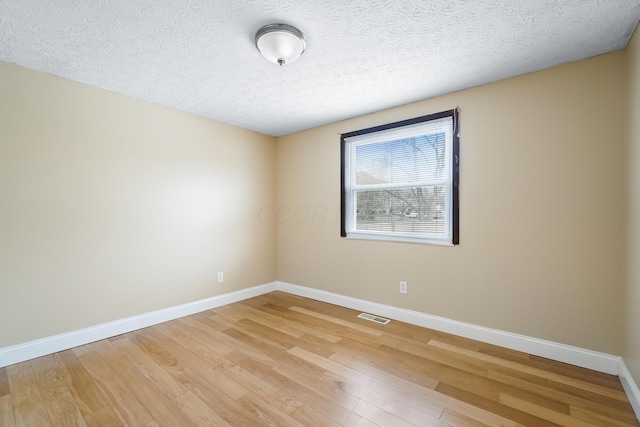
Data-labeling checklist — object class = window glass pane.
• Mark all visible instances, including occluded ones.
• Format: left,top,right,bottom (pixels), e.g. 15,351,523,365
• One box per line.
354,186,447,235
355,133,447,185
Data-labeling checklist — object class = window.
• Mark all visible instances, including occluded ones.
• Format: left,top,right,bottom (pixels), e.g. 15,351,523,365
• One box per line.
341,109,459,245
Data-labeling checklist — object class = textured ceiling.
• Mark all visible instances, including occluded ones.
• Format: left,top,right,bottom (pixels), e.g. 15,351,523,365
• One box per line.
1,0,639,137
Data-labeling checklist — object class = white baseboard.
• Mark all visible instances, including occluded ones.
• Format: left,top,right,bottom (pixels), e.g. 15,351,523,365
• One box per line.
2,279,637,419
275,281,621,375
0,282,276,368
619,358,640,421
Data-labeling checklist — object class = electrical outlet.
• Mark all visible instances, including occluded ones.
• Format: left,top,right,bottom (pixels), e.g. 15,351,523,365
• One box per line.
399,281,408,294
217,272,224,283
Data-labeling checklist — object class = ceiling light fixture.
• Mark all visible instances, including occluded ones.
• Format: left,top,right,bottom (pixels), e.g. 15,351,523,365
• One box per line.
255,23,306,66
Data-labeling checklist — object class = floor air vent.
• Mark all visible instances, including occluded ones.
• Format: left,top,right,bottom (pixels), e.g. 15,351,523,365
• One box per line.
357,313,390,325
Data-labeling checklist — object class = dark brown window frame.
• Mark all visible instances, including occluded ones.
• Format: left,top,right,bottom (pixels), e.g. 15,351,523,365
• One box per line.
340,108,459,245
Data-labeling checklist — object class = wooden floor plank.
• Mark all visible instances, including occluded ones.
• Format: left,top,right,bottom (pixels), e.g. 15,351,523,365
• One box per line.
327,335,442,392
487,370,639,424
236,391,306,427
333,354,518,427
229,353,362,426
290,306,384,336
171,391,233,427
373,343,464,391
570,406,638,427
430,340,628,402
174,368,256,426
221,361,301,414
53,350,109,417
289,404,343,427
111,335,189,402
436,382,561,426
82,406,124,427
256,302,345,343
105,350,196,426
330,354,442,402
234,302,308,338
0,368,10,397
440,408,491,426
351,396,416,427
379,332,489,377
173,317,235,355
85,406,125,427
499,393,598,426
321,370,446,425
0,395,16,427
353,417,382,427
528,356,624,390
2,292,638,427
181,315,275,365
136,326,301,426
155,320,229,361
30,355,87,427
288,346,372,387
6,362,52,427
73,346,154,426
151,325,250,401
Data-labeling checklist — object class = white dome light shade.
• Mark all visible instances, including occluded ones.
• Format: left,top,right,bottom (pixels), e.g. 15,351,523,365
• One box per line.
255,24,306,66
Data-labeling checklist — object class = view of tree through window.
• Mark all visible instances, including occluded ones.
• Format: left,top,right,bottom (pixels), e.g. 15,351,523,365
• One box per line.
341,110,459,245
355,133,446,234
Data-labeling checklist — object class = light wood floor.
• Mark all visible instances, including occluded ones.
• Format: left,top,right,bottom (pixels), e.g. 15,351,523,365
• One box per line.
1,291,638,426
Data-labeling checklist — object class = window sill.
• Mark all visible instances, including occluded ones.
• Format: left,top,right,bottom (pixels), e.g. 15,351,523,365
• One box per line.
344,232,454,246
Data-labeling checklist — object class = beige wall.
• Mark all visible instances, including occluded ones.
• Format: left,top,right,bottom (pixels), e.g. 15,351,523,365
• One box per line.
277,51,627,354
0,44,632,359
625,27,640,385
0,62,276,348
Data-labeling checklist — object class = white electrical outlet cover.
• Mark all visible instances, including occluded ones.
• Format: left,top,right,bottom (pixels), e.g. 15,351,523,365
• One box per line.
400,281,407,294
